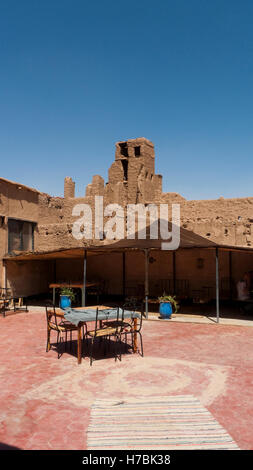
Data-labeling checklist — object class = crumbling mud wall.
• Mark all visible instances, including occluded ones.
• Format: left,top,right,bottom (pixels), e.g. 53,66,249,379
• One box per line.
35,138,253,253
180,197,253,247
2,138,253,257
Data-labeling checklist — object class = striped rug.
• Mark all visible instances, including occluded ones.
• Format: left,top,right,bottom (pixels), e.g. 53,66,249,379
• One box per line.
87,395,239,450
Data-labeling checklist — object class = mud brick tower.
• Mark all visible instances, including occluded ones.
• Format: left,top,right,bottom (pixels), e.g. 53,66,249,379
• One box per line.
107,137,162,205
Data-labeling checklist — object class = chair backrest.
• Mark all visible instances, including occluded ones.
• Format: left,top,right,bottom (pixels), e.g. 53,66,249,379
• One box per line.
46,305,59,328
123,302,143,332
94,307,118,332
123,298,142,311
135,306,143,332
0,287,12,299
94,307,122,335
117,307,125,334
94,307,100,332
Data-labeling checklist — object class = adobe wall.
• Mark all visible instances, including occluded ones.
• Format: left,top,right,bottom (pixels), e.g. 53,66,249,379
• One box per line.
179,198,253,247
1,139,252,258
0,178,41,288
34,138,253,253
6,260,54,297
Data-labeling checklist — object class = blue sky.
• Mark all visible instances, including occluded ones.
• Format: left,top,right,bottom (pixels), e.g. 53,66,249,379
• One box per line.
0,0,252,200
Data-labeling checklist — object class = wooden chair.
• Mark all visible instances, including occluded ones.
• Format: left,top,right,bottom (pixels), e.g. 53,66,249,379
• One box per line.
0,299,6,317
122,303,144,357
86,307,124,366
104,302,144,357
8,297,28,312
46,306,85,359
0,287,12,317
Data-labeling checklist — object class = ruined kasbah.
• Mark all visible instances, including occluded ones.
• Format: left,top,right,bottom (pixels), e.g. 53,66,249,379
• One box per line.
0,137,253,300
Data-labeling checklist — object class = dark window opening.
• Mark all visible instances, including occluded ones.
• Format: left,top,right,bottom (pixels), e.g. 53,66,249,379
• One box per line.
121,160,128,181
134,146,141,156
119,142,129,157
8,219,35,253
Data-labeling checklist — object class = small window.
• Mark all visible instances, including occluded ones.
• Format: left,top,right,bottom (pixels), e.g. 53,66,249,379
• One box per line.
121,160,128,181
119,142,128,157
134,146,141,157
8,219,35,253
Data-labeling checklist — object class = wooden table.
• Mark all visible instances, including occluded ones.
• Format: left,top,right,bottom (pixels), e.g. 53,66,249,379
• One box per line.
49,282,99,306
48,305,138,365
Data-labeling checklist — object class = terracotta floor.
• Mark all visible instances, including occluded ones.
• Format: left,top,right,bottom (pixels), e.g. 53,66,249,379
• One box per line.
1,309,253,450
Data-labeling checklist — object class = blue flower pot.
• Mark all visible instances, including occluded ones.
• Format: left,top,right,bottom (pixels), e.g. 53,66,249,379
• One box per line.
60,295,71,309
159,301,173,319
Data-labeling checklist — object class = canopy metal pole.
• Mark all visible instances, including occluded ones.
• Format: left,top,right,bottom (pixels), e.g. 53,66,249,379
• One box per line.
3,261,7,317
3,260,7,291
216,247,220,323
229,251,233,300
173,251,176,295
53,287,56,306
144,249,149,318
82,249,87,307
53,260,56,305
122,251,126,300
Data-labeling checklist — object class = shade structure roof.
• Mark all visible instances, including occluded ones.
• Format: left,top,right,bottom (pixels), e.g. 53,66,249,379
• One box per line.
4,223,253,261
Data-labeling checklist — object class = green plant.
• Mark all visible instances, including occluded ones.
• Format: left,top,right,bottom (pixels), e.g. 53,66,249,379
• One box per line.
158,292,179,313
60,287,76,302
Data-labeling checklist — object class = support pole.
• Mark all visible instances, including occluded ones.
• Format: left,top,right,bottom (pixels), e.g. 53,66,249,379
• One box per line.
144,249,149,318
172,251,176,295
229,251,233,300
53,260,56,305
216,247,220,323
122,251,126,300
3,260,7,292
82,249,87,307
3,261,7,317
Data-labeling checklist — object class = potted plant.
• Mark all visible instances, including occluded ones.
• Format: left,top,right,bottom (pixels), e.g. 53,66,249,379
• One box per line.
59,287,75,309
158,293,179,319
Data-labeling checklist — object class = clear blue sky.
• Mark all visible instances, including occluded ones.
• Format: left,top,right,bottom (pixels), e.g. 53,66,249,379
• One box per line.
0,0,252,200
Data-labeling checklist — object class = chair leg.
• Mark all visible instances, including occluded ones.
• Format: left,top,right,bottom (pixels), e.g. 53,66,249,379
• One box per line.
138,332,144,357
70,330,73,351
57,332,65,359
114,334,121,362
46,328,51,352
131,332,134,351
118,334,122,362
114,336,117,361
57,332,61,359
82,327,87,357
103,336,108,356
90,338,94,366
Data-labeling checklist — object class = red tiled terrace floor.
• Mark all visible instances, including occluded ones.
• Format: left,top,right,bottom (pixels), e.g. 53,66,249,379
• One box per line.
1,309,253,450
